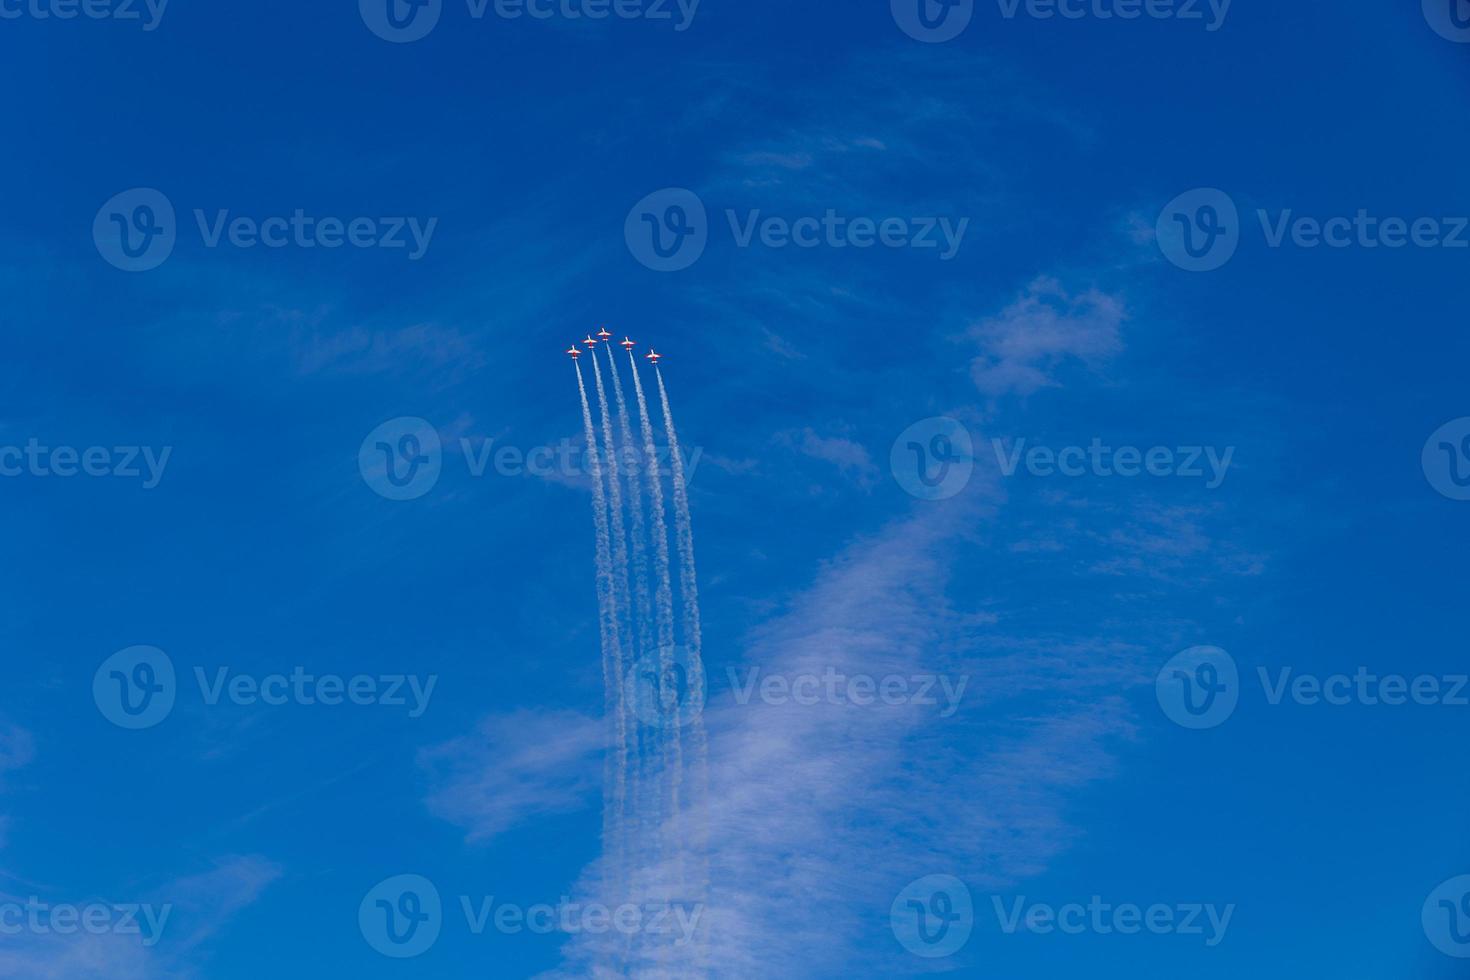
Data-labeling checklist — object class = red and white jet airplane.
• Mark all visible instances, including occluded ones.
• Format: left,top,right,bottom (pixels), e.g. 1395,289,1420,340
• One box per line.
620,336,637,351
582,335,598,348
645,349,663,364
565,345,582,359
597,327,613,343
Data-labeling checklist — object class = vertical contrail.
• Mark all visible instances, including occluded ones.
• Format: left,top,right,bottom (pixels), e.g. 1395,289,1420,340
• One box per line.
655,365,711,953
605,345,656,851
627,351,683,871
575,361,626,907
653,367,704,725
588,352,634,904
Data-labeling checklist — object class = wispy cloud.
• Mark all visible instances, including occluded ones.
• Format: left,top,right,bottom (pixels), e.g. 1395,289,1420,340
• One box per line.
420,709,605,844
0,723,35,851
0,855,280,980
0,723,35,782
969,276,1126,399
292,320,485,380
159,855,284,956
778,427,880,487
521,473,1153,977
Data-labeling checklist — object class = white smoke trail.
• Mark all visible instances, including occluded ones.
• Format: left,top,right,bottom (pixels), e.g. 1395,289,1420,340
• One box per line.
627,351,683,877
654,365,711,960
588,353,633,907
605,345,657,847
653,368,704,732
575,362,626,912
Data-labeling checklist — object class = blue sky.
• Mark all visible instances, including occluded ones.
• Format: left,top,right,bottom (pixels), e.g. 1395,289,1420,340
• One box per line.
2,1,1469,977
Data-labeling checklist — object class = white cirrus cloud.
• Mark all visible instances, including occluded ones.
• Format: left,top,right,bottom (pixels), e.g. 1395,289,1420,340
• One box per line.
419,709,605,844
969,276,1126,398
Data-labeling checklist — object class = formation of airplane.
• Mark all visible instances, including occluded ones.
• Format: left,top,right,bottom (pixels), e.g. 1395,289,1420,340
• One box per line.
563,331,667,365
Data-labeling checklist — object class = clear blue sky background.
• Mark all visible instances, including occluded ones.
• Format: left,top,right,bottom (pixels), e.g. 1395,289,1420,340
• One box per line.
1,1,1468,977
